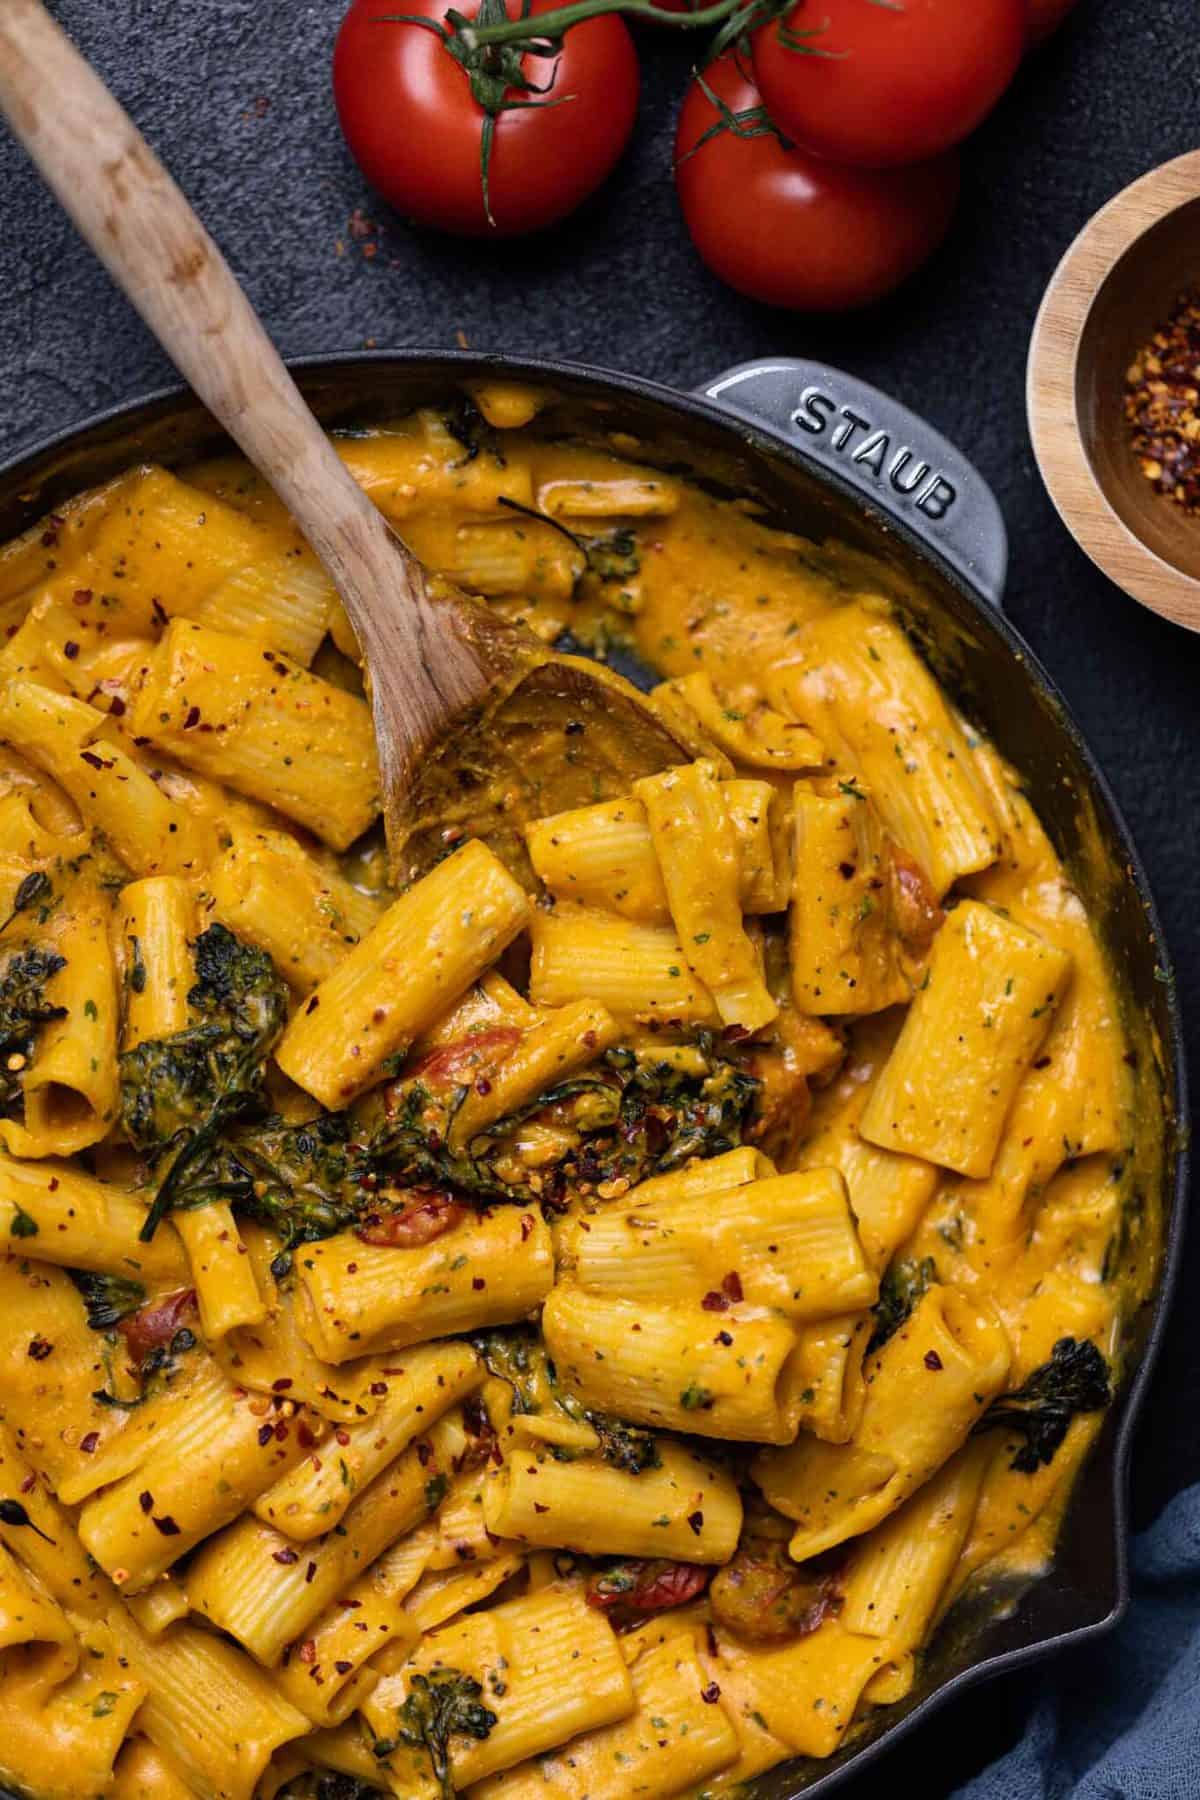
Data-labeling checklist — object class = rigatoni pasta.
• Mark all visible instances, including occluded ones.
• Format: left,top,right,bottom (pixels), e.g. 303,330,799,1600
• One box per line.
0,396,1144,1800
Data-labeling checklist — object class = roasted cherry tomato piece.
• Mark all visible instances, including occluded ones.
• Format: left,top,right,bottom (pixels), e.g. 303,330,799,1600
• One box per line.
333,0,639,237
586,1558,713,1628
710,1528,844,1645
752,0,1025,169
356,1189,467,1247
408,1027,523,1090
120,1287,198,1365
674,58,959,311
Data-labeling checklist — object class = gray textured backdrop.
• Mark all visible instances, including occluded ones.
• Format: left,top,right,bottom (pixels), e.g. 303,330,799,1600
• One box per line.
0,0,1195,1791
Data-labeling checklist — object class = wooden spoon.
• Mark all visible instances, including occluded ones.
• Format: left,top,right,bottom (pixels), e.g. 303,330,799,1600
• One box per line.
0,0,702,883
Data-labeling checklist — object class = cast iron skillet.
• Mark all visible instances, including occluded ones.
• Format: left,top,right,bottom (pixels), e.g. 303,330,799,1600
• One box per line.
0,351,1185,1800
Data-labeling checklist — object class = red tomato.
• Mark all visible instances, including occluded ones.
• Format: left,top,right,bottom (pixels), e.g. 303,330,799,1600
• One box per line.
1026,0,1080,44
752,0,1024,169
332,0,639,237
674,59,959,311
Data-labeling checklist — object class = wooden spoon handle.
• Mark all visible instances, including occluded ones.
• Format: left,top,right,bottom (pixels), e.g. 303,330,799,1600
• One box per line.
0,0,487,731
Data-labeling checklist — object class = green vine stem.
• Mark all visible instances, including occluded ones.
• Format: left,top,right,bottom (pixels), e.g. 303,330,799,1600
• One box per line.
451,0,746,53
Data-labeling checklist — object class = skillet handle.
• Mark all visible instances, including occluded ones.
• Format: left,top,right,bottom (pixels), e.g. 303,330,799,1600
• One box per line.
697,359,1008,608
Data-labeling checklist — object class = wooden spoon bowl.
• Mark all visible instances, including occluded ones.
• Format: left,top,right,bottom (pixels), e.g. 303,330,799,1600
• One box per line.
1028,150,1200,630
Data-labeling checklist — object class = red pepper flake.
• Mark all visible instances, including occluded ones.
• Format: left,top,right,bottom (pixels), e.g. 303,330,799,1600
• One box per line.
334,1428,351,1447
334,1659,353,1675
272,1378,294,1392
19,1474,35,1495
1126,291,1200,512
701,1681,721,1704
183,705,201,729
63,641,80,660
258,1424,275,1446
924,1350,944,1371
274,1420,289,1441
688,1510,704,1535
274,1548,299,1565
79,1431,100,1455
714,1330,733,1346
305,1560,317,1584
27,1337,53,1361
701,1290,729,1313
47,1178,58,1192
298,1639,317,1664
153,1515,181,1536
80,750,105,770
297,1421,316,1449
369,1381,388,1396
721,1271,744,1304
472,1277,486,1291
73,588,92,605
416,1440,433,1466
108,695,127,717
138,1491,153,1514
520,1214,535,1242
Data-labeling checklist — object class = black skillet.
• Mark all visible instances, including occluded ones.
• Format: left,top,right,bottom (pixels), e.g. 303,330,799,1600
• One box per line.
0,348,1184,1800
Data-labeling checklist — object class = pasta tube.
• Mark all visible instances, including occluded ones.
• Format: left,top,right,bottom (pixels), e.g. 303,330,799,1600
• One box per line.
529,902,718,1024
634,760,777,1031
119,877,195,1048
0,887,120,1158
475,1624,740,1799
754,1285,1011,1560
294,1207,554,1362
128,619,380,850
788,784,912,1015
186,1435,439,1665
784,603,1001,895
0,1154,186,1281
525,782,789,923
860,899,1073,1178
559,1167,875,1320
796,1012,938,1272
0,681,205,876
206,826,382,993
253,1339,480,1536
543,1284,805,1444
361,1582,635,1791
276,839,531,1107
171,1202,268,1341
109,1610,309,1800
77,1360,326,1590
484,1435,742,1562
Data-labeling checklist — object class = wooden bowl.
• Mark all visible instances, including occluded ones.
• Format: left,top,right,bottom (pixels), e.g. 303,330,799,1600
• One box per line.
1028,149,1200,630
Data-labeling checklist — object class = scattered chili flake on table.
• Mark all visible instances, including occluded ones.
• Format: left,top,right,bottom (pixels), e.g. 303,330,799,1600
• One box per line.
1125,291,1200,512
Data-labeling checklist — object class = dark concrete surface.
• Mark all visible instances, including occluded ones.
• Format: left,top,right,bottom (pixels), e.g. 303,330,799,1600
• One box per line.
0,1,1195,1791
